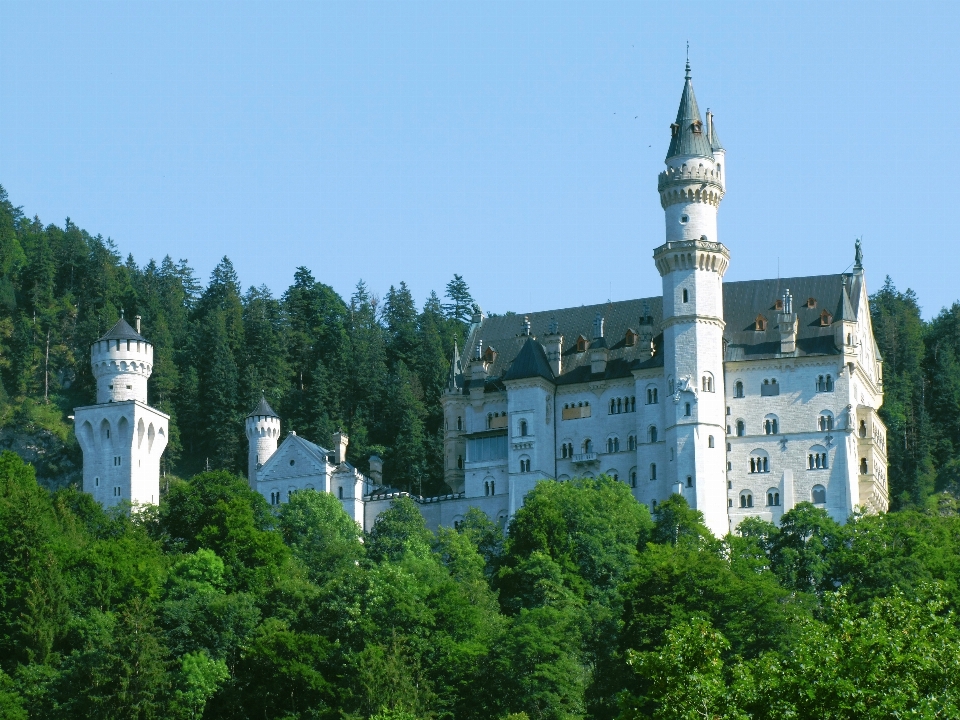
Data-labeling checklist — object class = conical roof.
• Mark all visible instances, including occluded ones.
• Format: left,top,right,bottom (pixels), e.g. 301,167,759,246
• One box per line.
98,317,147,343
835,278,856,322
503,338,555,383
665,64,715,162
709,115,724,152
247,395,279,419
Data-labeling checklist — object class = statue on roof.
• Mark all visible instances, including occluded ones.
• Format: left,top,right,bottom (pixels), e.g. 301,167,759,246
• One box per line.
854,237,863,269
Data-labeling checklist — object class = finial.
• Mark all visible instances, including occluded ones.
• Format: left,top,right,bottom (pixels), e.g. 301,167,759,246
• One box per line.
685,42,691,78
854,237,863,269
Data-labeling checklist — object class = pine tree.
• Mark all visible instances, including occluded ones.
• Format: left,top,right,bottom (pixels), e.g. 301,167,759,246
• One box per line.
442,274,474,325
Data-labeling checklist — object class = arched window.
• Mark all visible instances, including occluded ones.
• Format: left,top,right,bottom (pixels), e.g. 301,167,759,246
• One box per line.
686,476,693,488
338,486,343,500
859,420,867,438
749,450,770,474
457,416,462,430
607,438,614,453
650,463,657,480
860,457,868,475
761,378,780,396
630,470,637,488
739,491,754,508
647,387,659,404
808,445,828,469
610,399,616,414
631,396,636,412
812,485,826,504
818,411,834,431
767,489,780,506
702,372,714,393
685,402,691,416
734,380,744,398
708,435,715,448
617,398,623,413
649,426,658,443
682,288,689,303
491,480,496,495
670,448,675,461
817,375,835,392
628,435,636,451
519,419,528,437
764,414,779,435
736,420,746,437
561,443,569,459
484,481,490,496
584,439,593,454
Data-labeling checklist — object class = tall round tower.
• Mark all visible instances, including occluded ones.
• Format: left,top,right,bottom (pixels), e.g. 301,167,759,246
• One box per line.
246,396,280,488
91,316,154,404
653,62,730,537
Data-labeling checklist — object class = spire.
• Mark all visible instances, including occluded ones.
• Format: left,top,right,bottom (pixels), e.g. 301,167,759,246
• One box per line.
707,110,724,152
836,277,856,322
446,340,462,391
666,62,714,162
246,394,279,419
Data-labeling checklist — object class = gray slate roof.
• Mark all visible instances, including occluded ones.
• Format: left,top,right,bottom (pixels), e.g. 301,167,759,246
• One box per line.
98,318,147,343
247,395,279,419
666,66,715,161
458,272,863,391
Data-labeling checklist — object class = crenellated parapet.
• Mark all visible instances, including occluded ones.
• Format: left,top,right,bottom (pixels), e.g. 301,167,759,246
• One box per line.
658,164,724,209
653,238,730,277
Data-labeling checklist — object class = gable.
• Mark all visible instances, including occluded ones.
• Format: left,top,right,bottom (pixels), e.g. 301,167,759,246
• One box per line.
259,435,329,483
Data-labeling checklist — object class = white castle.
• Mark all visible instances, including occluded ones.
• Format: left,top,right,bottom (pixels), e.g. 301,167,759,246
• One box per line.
77,65,888,537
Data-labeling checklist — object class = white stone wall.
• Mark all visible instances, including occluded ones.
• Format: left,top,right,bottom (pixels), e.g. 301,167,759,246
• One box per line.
75,400,168,508
246,415,280,486
91,339,153,404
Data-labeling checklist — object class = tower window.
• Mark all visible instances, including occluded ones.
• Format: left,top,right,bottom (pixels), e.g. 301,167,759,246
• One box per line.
682,289,689,303
686,476,693,488
734,381,744,398
684,402,691,417
680,214,689,224
740,491,753,508
338,487,343,499
708,435,715,448
650,463,657,481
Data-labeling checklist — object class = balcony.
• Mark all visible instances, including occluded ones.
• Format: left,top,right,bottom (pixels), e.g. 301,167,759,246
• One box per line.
572,452,598,464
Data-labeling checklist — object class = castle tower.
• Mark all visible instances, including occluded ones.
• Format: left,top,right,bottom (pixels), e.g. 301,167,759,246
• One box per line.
75,317,169,508
245,396,280,488
653,62,730,536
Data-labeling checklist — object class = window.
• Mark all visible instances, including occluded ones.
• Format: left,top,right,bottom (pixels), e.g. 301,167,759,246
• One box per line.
761,378,780,396
670,448,675,461
859,420,867,438
708,435,715,448
819,412,835,431
649,426,658,443
812,485,826,504
467,434,508,463
816,375,834,392
95,477,99,487
584,439,593,454
808,446,828,469
631,396,636,412
625,329,637,347
484,481,490,496
807,297,817,309
519,419,528,437
702,373,714,392
764,415,779,435
685,402,691,416
457,455,463,469
686,476,693,488
576,335,588,353
338,487,343,499
727,461,732,471
860,457,868,475
767,489,781,506
647,387,659,404
734,381,744,398
520,457,531,473
755,314,768,331
457,416,462,430
728,479,732,489
729,498,733,507
749,451,770,474
650,463,657,481
630,470,637,488
736,420,745,437
628,435,636,451
820,310,833,326
740,491,754,508
561,443,569,459
682,288,689,303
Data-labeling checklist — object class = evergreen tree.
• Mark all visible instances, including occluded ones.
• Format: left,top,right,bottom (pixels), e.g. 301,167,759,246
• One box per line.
443,274,474,325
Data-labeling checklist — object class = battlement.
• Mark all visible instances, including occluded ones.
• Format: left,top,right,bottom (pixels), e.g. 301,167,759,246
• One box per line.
653,238,730,277
657,164,724,190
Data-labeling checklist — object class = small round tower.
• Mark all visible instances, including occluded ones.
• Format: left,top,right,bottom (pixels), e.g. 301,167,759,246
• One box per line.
246,396,280,486
91,316,154,404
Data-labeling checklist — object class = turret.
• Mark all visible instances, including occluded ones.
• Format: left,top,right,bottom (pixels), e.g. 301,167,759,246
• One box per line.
90,317,154,404
246,396,280,487
652,62,730,538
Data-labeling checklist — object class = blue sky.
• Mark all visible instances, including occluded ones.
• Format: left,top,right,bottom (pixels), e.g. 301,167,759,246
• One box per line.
0,1,951,316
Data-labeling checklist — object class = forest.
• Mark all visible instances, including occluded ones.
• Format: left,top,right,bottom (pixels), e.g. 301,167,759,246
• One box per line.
4,185,960,718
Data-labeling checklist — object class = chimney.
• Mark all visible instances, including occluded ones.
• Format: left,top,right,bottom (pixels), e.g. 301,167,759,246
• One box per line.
368,455,383,486
332,430,349,465
543,319,563,377
135,315,141,333
777,289,798,355
521,316,531,336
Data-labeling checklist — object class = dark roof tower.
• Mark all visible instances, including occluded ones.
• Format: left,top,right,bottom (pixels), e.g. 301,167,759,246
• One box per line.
665,61,715,162
247,394,279,419
98,317,147,343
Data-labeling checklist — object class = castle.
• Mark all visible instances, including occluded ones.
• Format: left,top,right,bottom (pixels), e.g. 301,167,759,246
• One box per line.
76,65,888,537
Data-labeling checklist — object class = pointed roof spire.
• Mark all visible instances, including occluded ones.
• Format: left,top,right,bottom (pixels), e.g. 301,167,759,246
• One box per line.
666,58,714,162
247,394,279,419
98,317,147,343
446,340,462,391
835,277,856,322
707,109,724,152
